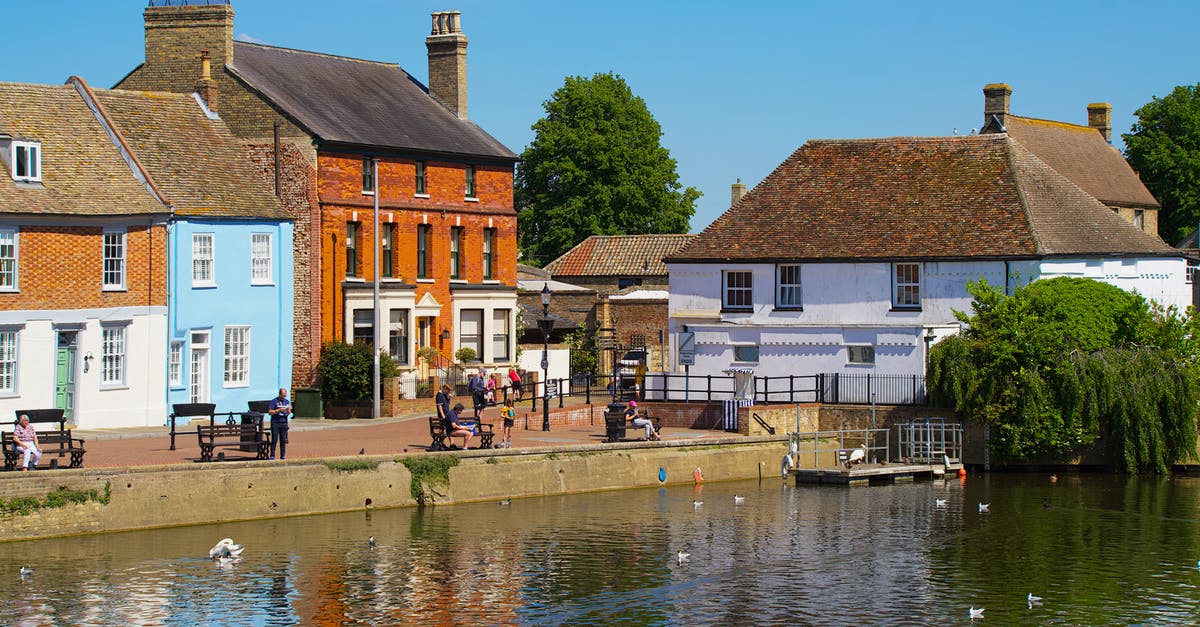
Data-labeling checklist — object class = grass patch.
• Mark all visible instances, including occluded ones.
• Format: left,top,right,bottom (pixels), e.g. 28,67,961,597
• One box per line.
485,457,499,465
546,452,559,460
325,459,381,473
400,456,459,505
0,482,111,517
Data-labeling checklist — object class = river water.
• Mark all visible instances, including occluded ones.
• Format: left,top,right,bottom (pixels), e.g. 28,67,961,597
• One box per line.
3,472,1200,626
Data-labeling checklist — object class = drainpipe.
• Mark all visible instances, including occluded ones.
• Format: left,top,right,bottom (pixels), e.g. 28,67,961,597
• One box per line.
273,122,281,198
372,158,381,419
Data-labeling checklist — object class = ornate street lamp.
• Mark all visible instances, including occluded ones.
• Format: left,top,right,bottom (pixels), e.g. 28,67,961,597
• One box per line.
540,283,552,431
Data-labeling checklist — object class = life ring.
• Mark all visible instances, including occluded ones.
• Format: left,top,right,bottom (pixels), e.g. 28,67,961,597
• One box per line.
693,467,704,484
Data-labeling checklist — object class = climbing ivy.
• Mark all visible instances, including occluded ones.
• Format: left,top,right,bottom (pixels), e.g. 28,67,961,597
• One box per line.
929,278,1199,473
0,482,112,517
400,456,459,505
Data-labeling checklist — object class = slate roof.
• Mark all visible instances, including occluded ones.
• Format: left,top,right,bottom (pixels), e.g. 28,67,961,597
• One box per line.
227,42,517,161
545,234,696,277
92,88,288,219
1000,115,1159,209
669,135,1178,264
0,82,164,217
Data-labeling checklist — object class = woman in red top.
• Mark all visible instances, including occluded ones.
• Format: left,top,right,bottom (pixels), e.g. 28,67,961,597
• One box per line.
508,367,522,401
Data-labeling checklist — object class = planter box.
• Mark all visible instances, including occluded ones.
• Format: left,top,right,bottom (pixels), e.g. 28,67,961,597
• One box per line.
323,400,373,420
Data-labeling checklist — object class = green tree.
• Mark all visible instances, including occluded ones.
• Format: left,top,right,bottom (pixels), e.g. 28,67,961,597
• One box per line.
1123,84,1200,243
515,72,700,265
317,342,401,401
928,277,1198,473
564,326,598,375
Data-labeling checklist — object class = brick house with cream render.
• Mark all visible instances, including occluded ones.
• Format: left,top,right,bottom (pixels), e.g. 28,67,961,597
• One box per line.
117,2,519,383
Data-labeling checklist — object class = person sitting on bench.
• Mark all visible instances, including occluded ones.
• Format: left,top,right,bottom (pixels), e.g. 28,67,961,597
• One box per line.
444,403,475,450
626,401,660,441
13,414,41,471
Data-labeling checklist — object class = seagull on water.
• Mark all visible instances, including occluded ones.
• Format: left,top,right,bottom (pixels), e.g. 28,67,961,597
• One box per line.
692,500,704,509
19,566,33,577
499,499,511,506
978,502,990,513
935,498,948,508
368,536,376,549
677,550,690,564
969,607,985,619
209,538,244,560
1027,592,1043,608
733,495,746,504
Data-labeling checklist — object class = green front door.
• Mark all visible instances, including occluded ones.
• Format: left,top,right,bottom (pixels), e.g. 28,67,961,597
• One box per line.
55,332,77,419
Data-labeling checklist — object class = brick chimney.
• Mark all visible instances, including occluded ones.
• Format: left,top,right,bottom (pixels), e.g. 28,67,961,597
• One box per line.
144,2,235,85
731,179,747,206
983,83,1012,130
1087,102,1112,143
195,49,218,112
426,11,468,119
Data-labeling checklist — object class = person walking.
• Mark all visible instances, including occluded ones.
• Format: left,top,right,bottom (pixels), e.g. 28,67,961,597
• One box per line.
12,414,41,471
485,373,498,405
499,398,516,448
268,388,292,460
469,368,487,418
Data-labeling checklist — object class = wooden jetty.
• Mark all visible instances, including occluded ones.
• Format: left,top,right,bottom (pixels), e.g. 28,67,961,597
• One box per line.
791,461,962,486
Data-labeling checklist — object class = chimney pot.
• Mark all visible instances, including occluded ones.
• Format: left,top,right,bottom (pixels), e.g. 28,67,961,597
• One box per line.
731,179,747,206
983,83,1012,130
195,49,218,112
426,11,469,119
1087,102,1113,143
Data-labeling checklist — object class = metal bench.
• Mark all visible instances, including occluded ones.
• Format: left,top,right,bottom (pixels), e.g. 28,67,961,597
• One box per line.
604,412,662,443
429,415,495,450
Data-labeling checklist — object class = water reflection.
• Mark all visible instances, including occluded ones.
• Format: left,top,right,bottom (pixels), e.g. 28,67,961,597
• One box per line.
3,474,1200,625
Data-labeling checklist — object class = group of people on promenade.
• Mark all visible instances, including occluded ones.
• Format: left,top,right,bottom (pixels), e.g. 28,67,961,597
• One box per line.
436,368,518,450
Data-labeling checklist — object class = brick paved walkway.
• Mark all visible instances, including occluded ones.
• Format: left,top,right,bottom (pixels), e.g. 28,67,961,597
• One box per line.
69,411,729,469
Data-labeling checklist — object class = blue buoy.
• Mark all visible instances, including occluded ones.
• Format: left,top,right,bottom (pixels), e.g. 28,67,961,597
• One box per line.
658,467,667,483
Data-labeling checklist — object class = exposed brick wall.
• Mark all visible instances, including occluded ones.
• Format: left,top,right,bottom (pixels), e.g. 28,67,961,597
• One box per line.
318,152,516,349
0,224,166,310
245,140,320,386
563,275,669,296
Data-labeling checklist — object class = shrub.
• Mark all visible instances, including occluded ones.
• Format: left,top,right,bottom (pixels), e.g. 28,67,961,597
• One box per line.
318,342,402,401
455,347,478,363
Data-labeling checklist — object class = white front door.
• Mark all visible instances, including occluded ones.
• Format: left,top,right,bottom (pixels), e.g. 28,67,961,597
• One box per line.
189,330,210,404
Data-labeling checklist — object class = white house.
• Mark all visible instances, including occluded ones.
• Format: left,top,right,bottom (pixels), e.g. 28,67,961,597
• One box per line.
666,128,1187,396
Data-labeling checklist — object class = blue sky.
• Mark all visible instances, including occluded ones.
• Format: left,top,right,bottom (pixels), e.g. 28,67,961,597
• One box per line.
9,1,1200,232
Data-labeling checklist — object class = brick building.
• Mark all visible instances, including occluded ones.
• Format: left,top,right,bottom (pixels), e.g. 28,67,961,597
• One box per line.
117,2,520,381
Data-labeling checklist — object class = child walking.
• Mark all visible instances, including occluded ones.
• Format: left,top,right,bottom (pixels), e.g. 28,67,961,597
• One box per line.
500,398,516,448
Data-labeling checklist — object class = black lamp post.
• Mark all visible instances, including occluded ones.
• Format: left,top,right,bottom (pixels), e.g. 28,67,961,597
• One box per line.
540,283,552,432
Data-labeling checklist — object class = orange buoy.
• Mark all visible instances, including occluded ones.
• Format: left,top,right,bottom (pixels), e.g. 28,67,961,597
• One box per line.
957,468,967,478
693,467,704,484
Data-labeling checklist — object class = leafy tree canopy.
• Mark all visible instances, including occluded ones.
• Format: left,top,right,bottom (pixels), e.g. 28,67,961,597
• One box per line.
929,277,1198,472
1123,83,1200,243
515,72,700,265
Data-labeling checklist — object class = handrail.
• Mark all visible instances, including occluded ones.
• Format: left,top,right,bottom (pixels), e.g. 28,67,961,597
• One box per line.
752,412,775,435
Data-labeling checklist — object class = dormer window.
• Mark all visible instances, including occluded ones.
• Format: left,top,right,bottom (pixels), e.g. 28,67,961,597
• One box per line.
12,141,40,182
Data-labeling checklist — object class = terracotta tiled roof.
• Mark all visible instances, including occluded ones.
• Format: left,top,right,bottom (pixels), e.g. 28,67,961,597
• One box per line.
228,42,517,161
92,88,288,219
670,135,1176,263
545,234,696,277
0,82,164,217
1001,115,1159,208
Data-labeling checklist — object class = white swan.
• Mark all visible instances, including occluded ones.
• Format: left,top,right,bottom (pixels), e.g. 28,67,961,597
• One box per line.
209,538,244,560
845,443,867,468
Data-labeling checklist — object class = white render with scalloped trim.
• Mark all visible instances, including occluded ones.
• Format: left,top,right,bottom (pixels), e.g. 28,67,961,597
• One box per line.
666,256,1189,382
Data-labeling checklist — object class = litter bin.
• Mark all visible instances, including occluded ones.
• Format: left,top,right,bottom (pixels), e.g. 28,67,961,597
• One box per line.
239,411,264,452
605,402,627,443
294,387,322,418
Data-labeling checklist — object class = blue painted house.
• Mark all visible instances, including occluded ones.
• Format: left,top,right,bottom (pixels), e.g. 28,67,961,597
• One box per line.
93,87,293,413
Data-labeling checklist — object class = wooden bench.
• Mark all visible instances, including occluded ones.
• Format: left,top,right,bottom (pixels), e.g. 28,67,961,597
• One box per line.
3,409,86,470
604,412,662,443
196,424,271,462
428,415,495,451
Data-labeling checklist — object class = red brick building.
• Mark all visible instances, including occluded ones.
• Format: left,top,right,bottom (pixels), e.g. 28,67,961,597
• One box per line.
117,3,519,381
